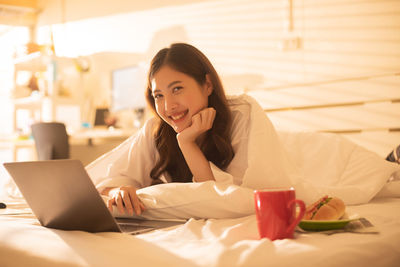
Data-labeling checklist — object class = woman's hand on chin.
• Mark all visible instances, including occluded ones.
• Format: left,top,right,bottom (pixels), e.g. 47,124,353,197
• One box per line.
177,107,216,145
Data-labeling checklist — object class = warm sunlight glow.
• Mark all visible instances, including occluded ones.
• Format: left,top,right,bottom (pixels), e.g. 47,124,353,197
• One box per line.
0,25,30,197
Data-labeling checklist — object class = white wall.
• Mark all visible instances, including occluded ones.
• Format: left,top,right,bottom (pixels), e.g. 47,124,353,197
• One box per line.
37,0,400,83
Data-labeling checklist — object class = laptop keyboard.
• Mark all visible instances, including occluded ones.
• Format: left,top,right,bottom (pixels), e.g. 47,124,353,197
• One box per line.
118,223,154,233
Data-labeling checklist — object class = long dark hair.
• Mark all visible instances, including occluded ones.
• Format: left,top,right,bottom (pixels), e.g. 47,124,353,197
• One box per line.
145,43,234,184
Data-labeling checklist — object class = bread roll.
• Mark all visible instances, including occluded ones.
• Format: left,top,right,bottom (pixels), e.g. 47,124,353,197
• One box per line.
303,196,345,220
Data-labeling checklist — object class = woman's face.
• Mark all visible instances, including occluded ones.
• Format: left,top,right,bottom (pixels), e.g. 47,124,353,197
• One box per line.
151,65,212,133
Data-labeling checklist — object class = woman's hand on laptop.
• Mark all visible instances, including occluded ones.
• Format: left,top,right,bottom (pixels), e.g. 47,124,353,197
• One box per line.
103,186,145,215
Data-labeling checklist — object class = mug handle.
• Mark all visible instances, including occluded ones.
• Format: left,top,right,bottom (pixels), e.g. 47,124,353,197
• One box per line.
286,199,306,235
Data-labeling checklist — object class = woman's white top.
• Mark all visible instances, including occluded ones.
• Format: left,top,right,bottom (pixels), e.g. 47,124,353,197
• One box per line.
95,94,296,192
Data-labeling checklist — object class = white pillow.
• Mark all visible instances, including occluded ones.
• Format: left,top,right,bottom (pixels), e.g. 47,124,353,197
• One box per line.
94,129,399,220
102,130,400,221
109,181,255,220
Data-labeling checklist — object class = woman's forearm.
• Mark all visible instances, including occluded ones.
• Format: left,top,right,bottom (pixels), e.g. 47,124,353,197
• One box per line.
178,141,215,182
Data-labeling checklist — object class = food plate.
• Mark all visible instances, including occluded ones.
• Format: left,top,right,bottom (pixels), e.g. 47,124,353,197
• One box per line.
298,213,360,231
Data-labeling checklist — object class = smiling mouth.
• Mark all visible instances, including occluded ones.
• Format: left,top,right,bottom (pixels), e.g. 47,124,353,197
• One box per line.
169,110,188,122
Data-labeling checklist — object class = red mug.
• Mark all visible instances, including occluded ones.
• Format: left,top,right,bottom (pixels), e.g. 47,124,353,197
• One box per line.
254,187,305,240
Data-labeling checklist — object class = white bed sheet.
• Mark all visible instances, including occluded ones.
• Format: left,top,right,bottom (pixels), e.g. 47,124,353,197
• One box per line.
0,197,399,267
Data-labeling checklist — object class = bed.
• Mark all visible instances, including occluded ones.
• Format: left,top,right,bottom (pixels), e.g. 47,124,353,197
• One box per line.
1,74,400,267
0,197,400,266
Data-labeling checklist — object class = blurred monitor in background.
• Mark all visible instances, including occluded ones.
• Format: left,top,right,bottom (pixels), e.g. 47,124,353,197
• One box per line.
111,64,147,128
111,64,147,112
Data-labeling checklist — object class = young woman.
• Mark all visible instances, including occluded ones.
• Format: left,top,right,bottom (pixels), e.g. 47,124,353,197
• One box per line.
97,43,295,215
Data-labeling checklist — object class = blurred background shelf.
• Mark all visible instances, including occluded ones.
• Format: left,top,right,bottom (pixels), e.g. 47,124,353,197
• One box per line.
12,52,83,135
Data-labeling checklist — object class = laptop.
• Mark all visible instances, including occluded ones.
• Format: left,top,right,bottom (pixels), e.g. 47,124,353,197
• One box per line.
3,159,185,235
